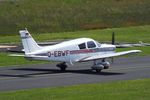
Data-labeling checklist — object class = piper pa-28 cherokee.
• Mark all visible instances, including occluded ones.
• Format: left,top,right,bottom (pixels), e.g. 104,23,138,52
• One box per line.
15,29,141,72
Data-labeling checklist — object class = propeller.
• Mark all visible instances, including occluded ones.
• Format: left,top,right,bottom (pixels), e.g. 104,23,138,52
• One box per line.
111,32,115,63
112,32,115,45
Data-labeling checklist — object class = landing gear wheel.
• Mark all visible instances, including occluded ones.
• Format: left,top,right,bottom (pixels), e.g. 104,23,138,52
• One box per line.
95,69,102,73
56,62,67,72
60,65,67,71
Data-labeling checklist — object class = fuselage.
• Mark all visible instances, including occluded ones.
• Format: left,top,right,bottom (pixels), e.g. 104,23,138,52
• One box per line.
26,38,116,64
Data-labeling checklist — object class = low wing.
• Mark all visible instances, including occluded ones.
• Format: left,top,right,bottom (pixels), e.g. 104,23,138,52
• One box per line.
79,50,141,62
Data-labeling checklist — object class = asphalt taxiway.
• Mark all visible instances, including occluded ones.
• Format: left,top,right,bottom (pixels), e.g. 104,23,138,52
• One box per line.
0,56,150,91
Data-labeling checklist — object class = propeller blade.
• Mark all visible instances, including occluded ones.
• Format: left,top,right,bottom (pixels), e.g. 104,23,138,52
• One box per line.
112,32,115,45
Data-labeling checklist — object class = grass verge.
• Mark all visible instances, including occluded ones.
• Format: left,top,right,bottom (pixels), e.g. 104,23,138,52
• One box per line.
0,25,150,43
0,78,150,100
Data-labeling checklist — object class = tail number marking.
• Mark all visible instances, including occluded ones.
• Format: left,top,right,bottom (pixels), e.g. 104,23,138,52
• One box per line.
48,50,69,57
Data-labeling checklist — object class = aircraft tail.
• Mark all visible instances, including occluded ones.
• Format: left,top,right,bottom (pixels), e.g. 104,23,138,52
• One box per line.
19,29,42,54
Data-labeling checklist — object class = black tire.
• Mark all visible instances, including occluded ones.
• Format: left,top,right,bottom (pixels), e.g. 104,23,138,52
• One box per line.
57,63,67,72
104,66,109,69
60,66,67,71
95,69,101,73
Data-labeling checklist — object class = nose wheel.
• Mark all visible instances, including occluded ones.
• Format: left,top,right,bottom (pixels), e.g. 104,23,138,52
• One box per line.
56,62,67,71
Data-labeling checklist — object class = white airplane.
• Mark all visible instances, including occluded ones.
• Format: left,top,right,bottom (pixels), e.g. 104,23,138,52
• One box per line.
16,29,141,72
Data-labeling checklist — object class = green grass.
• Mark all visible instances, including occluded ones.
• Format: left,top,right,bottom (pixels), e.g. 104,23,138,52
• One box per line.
0,0,150,34
0,78,150,100
0,25,150,43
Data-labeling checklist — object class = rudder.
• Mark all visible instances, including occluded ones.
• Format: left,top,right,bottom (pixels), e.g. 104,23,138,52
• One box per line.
19,28,42,54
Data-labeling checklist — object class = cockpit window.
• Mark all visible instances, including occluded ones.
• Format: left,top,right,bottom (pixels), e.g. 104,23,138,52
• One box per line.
87,41,96,48
78,43,86,49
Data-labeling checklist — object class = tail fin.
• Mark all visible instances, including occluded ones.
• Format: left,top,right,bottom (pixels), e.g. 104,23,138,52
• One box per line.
19,28,42,54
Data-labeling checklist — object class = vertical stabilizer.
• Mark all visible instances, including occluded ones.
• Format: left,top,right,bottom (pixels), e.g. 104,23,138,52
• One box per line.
19,28,42,54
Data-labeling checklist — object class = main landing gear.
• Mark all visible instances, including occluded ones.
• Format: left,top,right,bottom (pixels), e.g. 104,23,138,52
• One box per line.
56,59,110,73
56,62,67,71
91,59,110,72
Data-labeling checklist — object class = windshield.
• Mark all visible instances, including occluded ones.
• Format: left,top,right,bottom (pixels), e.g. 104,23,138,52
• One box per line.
96,41,101,47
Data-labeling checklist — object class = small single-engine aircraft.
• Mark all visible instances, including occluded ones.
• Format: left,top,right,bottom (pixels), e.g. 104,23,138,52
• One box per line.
15,29,141,72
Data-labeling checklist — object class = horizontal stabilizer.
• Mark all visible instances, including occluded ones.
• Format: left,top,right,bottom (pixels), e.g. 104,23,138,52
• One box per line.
9,54,25,57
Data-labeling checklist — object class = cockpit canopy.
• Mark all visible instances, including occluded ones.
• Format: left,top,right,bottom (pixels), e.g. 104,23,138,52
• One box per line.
78,40,100,50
